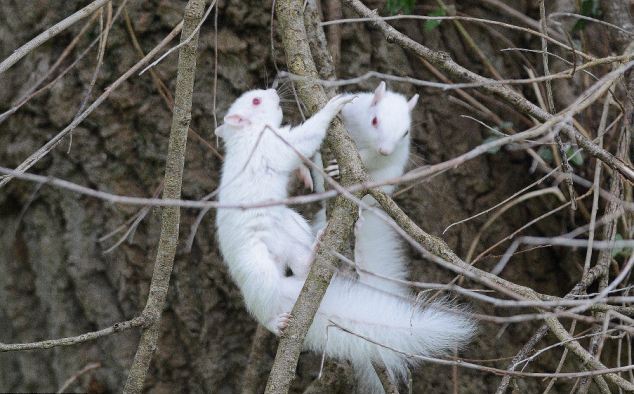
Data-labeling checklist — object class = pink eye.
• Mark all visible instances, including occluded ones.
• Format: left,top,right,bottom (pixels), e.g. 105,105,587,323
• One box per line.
252,97,262,106
371,117,378,127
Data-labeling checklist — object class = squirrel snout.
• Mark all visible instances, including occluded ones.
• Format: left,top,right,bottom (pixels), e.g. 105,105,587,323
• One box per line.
378,147,392,156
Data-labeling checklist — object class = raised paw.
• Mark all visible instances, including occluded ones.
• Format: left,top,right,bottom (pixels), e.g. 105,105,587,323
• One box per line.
325,94,357,114
325,159,340,180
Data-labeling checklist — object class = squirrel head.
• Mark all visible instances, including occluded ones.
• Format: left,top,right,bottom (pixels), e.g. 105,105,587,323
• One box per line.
215,89,283,140
368,81,418,156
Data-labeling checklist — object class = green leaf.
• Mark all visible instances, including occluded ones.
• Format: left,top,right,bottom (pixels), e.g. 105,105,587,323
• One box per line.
566,146,584,166
573,0,601,32
424,7,445,31
386,0,417,15
538,146,553,163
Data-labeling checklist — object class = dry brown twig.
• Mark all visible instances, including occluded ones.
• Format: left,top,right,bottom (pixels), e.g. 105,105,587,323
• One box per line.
68,1,113,152
241,325,274,394
56,362,102,394
0,10,100,123
539,0,577,210
0,0,111,74
373,362,400,394
321,14,592,60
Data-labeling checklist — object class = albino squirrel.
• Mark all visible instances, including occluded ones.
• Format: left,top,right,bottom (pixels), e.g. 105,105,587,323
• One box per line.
215,88,354,333
309,81,418,297
215,88,475,390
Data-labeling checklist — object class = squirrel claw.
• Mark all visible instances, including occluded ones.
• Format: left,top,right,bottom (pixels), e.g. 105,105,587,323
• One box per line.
326,94,356,113
325,159,340,179
270,312,292,336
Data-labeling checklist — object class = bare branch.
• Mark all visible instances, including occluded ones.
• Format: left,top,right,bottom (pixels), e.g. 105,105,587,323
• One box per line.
372,362,400,394
0,0,111,75
56,362,102,394
264,0,369,392
122,1,207,392
0,317,143,352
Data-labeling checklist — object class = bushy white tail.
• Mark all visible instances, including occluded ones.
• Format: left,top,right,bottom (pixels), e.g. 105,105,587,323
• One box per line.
281,276,476,390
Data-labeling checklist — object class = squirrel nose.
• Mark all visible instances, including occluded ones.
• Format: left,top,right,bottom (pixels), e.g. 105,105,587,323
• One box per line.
378,147,391,156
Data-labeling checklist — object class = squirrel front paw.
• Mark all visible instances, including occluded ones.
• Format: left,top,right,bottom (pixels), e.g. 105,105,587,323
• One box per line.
324,94,356,115
267,312,292,336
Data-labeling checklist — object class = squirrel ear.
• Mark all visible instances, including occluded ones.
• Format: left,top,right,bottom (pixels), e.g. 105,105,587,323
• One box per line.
407,94,419,111
371,81,387,106
224,113,250,127
215,113,251,138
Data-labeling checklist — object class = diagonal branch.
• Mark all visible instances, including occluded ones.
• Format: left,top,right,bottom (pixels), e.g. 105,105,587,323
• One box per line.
0,0,111,75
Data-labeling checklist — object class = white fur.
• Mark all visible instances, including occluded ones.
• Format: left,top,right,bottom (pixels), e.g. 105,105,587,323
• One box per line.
279,275,476,391
215,89,353,332
216,89,475,392
311,82,417,297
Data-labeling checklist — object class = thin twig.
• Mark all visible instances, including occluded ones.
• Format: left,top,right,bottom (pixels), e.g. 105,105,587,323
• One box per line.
138,0,217,75
372,362,400,394
540,0,577,210
0,0,111,74
56,362,102,393
321,14,593,60
0,21,185,188
0,317,143,352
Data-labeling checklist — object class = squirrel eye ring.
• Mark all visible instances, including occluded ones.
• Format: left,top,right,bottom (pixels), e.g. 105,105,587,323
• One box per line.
252,97,262,106
371,117,378,127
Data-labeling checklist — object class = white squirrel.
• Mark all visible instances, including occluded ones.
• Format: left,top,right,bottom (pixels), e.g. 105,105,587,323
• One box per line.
308,81,418,297
215,88,475,390
215,88,353,333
